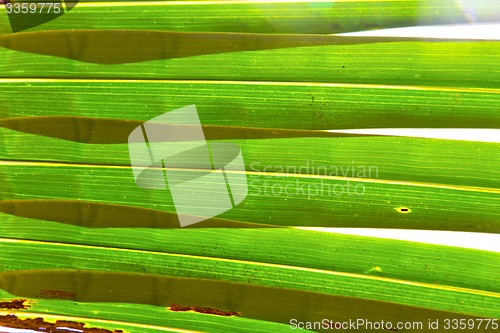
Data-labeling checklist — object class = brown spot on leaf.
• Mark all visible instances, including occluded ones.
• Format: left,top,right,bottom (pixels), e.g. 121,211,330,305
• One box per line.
0,315,123,333
396,207,411,214
0,299,29,310
169,303,240,317
38,290,75,300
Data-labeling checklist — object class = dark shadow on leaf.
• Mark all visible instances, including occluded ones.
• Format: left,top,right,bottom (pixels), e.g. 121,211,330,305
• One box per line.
0,30,422,64
0,116,369,144
0,199,278,228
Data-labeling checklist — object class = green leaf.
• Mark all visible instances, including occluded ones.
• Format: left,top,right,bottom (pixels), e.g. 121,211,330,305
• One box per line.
0,36,499,88
3,0,498,35
1,80,500,130
0,230,498,332
0,155,499,231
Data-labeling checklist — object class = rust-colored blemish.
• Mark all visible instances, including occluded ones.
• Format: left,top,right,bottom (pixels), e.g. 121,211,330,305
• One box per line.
0,315,123,333
38,290,75,300
169,303,240,317
0,299,29,310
